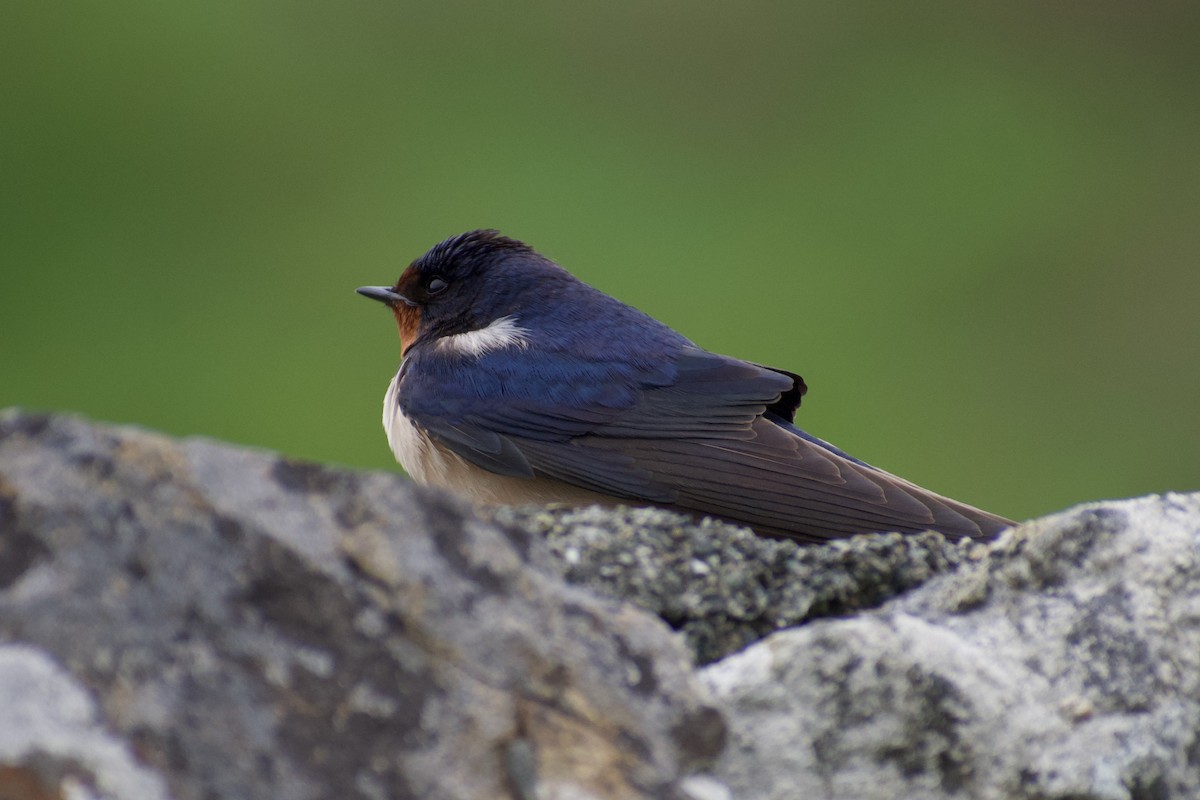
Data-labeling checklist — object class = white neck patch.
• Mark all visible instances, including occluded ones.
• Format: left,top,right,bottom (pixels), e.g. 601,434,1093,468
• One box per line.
437,315,531,358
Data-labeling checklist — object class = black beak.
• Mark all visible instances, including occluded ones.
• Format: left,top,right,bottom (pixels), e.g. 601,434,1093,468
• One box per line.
356,286,416,307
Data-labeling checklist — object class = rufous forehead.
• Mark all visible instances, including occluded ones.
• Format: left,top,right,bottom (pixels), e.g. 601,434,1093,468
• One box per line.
393,266,422,293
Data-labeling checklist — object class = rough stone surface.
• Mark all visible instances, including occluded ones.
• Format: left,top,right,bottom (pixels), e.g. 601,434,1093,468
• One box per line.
5,410,1200,800
0,644,172,800
702,494,1200,800
492,505,973,664
0,411,725,800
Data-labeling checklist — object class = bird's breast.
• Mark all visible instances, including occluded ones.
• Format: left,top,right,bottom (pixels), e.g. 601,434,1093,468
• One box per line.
382,369,430,480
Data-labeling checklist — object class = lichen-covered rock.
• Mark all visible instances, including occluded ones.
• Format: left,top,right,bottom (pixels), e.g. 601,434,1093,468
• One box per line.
0,644,172,800
0,411,725,800
492,504,972,664
6,410,1200,800
702,495,1200,800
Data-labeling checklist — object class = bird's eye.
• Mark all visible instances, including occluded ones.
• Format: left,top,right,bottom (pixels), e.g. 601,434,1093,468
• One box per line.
427,276,448,295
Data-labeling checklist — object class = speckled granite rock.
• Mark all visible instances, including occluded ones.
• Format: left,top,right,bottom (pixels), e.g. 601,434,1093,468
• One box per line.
0,411,725,800
491,505,974,664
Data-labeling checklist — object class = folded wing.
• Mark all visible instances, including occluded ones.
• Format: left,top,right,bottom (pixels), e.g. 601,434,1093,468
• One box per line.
398,344,1010,542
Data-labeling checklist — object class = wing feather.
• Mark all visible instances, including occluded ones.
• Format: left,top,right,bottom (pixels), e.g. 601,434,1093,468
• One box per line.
397,342,1009,541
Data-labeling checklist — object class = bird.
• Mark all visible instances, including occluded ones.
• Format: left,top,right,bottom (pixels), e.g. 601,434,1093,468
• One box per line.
357,230,1012,543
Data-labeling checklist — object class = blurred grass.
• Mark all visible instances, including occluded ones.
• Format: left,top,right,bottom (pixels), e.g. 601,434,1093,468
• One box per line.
3,1,1198,523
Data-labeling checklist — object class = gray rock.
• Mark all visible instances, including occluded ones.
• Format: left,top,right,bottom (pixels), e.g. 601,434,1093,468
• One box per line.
0,643,172,800
0,411,725,800
6,409,1200,800
702,494,1200,800
492,505,972,664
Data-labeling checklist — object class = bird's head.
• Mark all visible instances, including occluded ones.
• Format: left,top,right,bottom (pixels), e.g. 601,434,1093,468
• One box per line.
358,230,569,356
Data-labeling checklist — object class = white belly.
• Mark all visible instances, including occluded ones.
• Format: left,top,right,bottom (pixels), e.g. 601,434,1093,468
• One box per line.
382,371,616,508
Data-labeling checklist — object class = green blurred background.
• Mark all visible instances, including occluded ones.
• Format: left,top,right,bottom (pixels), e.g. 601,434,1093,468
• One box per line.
3,2,1198,523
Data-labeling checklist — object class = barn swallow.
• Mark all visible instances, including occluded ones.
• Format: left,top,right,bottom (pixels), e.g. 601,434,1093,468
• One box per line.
357,230,1011,542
